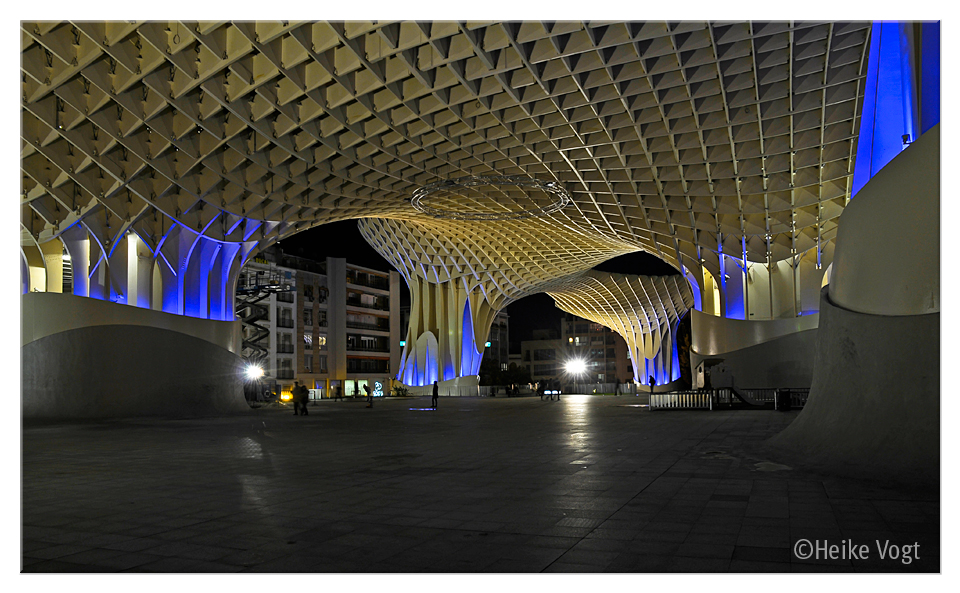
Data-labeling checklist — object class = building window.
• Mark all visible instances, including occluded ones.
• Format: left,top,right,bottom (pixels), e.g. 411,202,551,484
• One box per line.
303,308,313,326
533,349,556,361
534,364,557,375
304,354,313,373
278,332,294,354
303,333,313,350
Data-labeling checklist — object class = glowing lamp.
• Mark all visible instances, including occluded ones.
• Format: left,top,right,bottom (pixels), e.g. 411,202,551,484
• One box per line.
565,359,586,375
244,364,264,380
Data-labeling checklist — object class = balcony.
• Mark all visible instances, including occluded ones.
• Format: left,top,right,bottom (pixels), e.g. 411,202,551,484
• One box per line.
346,360,390,374
277,319,294,328
346,273,390,291
345,297,389,312
346,344,391,354
276,370,295,380
276,292,294,303
277,344,295,354
345,320,390,332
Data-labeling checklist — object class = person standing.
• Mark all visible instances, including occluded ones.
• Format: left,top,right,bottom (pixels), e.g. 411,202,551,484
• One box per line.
299,383,309,415
335,384,343,401
648,375,656,397
364,383,372,408
292,381,303,415
431,380,439,409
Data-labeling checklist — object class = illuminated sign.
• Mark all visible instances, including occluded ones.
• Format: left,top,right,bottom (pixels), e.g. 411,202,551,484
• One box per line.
400,340,406,347
373,381,384,398
485,341,491,347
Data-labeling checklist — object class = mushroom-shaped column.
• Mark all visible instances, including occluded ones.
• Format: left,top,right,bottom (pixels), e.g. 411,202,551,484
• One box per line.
359,214,638,386
548,270,694,386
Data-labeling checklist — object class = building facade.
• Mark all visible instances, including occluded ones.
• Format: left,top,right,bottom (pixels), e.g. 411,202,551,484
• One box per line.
520,314,633,389
487,310,510,371
237,247,401,400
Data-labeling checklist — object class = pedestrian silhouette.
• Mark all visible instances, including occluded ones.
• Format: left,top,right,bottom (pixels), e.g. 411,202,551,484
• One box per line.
432,380,439,409
292,381,302,415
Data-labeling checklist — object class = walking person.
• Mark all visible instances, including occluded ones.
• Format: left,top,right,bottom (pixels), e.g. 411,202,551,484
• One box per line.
432,380,439,409
364,383,372,408
648,375,656,398
292,381,303,415
298,382,309,415
334,384,343,401
615,381,621,396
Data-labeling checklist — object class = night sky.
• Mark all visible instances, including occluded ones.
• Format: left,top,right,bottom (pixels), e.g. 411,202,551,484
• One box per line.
278,221,680,352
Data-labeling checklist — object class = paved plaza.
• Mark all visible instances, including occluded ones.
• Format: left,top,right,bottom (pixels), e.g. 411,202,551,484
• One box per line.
22,395,939,573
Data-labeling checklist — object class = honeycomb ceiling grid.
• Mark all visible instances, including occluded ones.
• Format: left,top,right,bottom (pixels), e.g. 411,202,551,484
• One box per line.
548,271,694,358
358,215,638,309
21,21,869,284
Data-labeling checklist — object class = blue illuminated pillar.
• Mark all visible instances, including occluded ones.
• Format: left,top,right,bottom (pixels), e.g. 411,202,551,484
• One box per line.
852,21,940,198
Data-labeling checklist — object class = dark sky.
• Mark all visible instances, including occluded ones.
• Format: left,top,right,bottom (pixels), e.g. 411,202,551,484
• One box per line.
278,221,680,351
276,220,412,307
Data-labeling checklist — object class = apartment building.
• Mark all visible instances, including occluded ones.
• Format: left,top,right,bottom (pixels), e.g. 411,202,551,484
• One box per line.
237,246,401,400
520,314,633,389
487,310,510,371
561,314,633,384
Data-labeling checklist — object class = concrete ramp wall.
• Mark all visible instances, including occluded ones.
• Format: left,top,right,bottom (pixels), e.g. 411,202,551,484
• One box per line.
691,309,819,388
768,289,939,484
22,293,249,420
691,328,818,389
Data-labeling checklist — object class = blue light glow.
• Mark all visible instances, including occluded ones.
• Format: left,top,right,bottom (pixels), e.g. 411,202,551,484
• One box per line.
459,296,482,377
852,21,939,198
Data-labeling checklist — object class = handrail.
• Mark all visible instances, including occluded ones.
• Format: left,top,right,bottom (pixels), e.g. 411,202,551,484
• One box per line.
345,321,390,331
649,387,810,411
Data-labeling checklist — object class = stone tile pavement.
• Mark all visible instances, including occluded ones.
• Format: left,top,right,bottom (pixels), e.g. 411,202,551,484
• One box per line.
21,395,939,573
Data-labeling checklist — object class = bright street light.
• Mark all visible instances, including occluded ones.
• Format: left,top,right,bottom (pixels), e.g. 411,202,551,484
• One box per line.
244,364,264,380
565,358,586,375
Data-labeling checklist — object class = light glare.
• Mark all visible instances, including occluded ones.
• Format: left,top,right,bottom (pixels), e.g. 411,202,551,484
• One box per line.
245,364,264,380
565,359,587,375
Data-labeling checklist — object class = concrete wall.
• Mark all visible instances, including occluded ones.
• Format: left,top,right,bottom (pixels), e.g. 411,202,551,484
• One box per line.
22,293,248,420
22,292,240,352
829,124,939,316
691,329,818,389
691,308,819,356
768,289,939,484
768,125,940,485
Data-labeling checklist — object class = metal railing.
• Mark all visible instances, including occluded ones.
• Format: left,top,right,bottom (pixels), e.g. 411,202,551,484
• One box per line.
650,388,811,411
650,390,713,410
277,319,294,328
346,274,390,290
346,298,389,311
276,344,295,354
276,292,295,303
345,320,390,332
346,344,391,353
